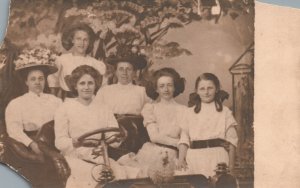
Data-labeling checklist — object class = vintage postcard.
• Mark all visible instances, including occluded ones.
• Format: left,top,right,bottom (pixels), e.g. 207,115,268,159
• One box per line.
0,0,254,188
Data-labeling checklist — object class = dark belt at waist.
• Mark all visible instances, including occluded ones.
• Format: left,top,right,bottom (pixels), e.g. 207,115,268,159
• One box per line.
155,143,178,152
190,138,227,149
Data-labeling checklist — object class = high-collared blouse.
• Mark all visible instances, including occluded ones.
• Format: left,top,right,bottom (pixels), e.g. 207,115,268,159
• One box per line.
54,98,119,157
5,91,62,146
47,53,106,91
94,83,151,115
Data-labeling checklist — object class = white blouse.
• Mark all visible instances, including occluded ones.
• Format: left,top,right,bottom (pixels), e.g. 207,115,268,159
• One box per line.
5,92,62,146
47,53,106,91
94,83,151,115
184,102,238,147
54,98,119,157
141,99,189,145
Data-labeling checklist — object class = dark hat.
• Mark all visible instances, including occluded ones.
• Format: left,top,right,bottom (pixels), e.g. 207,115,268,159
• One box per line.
106,54,147,70
61,22,96,53
14,48,58,76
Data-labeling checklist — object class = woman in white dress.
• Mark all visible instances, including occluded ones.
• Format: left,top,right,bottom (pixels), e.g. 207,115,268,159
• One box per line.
48,23,106,99
5,48,70,187
178,73,238,178
54,65,135,188
94,55,151,159
6,48,62,156
119,67,189,176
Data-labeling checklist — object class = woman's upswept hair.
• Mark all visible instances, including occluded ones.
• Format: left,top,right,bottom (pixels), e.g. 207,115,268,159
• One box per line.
61,23,96,54
188,73,229,113
145,67,185,100
68,65,102,96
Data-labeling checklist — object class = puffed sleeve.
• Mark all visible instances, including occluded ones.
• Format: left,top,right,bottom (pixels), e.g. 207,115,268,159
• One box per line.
224,107,238,147
47,56,62,88
5,100,33,146
106,106,118,128
94,86,106,106
178,107,190,147
142,87,152,104
141,103,156,127
54,103,74,155
104,106,121,148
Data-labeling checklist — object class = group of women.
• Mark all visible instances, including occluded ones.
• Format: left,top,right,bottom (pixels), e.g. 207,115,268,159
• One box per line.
5,23,238,188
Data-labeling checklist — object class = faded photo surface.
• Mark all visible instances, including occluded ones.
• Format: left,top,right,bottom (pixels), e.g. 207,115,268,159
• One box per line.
0,0,254,188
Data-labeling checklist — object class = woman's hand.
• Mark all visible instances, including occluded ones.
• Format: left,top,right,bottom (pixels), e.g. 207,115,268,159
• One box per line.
176,158,188,171
29,141,42,155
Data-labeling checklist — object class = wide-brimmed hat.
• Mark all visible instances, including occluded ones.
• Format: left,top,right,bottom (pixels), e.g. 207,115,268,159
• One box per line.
61,23,96,53
14,48,58,76
106,54,147,70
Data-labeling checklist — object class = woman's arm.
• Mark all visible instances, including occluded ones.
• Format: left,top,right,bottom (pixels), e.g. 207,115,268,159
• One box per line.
5,100,33,147
105,107,122,148
54,105,74,154
146,123,179,147
224,108,238,173
177,143,188,170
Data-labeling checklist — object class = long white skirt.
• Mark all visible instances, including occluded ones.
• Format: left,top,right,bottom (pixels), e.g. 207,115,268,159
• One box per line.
185,147,229,178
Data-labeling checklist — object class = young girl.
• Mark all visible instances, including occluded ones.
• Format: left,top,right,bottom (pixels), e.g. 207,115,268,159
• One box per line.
178,73,238,177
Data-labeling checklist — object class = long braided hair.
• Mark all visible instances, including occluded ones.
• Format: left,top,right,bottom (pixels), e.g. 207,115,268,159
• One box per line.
188,73,229,113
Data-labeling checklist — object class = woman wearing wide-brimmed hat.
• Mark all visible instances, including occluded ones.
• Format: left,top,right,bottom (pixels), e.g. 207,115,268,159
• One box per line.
48,23,106,99
6,48,62,151
5,48,70,187
94,53,152,160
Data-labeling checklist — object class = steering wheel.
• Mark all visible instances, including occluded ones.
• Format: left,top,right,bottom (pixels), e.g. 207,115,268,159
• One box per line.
77,127,124,183
77,127,123,146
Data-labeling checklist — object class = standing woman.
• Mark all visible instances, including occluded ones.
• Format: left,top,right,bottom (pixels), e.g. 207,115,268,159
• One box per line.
94,55,151,159
179,73,238,177
54,65,135,188
48,23,106,99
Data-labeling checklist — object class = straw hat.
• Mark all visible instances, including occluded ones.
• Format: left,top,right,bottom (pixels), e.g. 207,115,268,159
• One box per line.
14,48,58,75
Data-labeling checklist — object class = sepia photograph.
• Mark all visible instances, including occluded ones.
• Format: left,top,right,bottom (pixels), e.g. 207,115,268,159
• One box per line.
0,0,254,188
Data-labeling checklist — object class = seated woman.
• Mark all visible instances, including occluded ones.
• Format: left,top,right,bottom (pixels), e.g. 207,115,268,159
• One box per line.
54,65,137,188
48,23,107,99
5,48,69,187
118,67,189,177
94,54,151,159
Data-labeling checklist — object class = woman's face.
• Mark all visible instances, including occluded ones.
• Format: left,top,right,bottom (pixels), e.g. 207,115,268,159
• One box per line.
197,79,217,103
116,62,135,85
75,74,96,100
25,70,45,95
72,30,90,55
156,76,175,101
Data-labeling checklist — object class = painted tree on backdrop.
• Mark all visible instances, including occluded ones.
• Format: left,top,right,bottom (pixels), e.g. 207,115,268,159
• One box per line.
5,0,254,82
